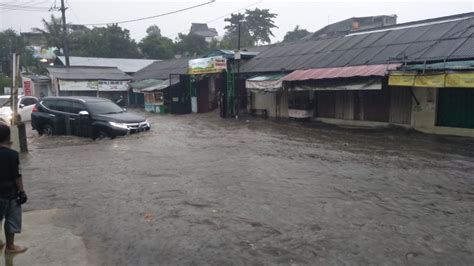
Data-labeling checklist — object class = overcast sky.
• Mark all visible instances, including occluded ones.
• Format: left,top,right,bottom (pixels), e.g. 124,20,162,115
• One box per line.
1,0,473,43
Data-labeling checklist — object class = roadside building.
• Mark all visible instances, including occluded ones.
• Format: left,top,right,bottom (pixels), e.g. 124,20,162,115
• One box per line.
132,57,191,114
21,74,52,98
304,15,397,40
189,23,219,43
55,56,157,76
47,66,131,102
240,12,474,137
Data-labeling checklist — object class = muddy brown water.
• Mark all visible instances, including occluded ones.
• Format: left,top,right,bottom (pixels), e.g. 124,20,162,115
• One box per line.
21,111,474,265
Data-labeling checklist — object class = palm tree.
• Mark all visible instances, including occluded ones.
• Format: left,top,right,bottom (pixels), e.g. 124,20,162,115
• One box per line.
33,15,64,51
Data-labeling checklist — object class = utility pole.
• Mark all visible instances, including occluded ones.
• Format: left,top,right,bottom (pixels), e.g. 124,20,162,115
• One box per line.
11,53,19,125
60,0,70,66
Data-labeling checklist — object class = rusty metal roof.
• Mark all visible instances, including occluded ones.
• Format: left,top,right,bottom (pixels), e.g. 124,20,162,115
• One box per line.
283,64,401,81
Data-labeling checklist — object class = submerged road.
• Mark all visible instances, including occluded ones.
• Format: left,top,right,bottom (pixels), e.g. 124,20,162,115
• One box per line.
21,111,474,265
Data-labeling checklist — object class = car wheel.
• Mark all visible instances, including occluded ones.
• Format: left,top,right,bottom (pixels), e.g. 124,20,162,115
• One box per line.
95,130,110,140
41,124,54,136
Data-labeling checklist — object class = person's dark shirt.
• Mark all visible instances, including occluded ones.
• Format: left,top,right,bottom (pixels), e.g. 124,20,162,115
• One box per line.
0,147,21,200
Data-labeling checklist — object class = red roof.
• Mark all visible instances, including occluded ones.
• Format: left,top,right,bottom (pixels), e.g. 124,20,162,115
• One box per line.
283,64,401,81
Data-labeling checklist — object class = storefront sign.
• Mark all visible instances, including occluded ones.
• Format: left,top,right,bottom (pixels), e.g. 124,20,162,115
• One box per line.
188,57,227,75
414,74,445,88
23,80,32,96
390,72,474,88
59,80,128,91
445,72,474,88
388,74,416,86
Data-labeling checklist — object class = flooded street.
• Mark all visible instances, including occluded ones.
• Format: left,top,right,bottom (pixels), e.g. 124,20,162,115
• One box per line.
21,111,474,265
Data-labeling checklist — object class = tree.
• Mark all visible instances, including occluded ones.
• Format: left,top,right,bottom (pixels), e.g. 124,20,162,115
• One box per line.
283,25,310,42
0,29,42,75
220,13,254,49
69,24,141,58
245,8,278,45
32,15,64,52
139,25,175,60
220,8,278,49
175,33,209,56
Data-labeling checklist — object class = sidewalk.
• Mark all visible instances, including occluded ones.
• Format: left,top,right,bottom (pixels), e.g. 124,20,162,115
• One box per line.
0,209,88,266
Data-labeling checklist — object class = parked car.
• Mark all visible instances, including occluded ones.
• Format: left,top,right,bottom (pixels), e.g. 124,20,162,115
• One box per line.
31,96,151,139
0,95,39,124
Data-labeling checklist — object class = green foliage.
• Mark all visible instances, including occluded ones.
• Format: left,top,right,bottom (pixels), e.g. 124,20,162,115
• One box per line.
0,29,43,75
139,25,175,60
69,24,141,58
221,13,254,49
221,8,278,48
32,15,63,51
0,74,11,94
175,33,210,56
245,8,278,45
283,25,310,42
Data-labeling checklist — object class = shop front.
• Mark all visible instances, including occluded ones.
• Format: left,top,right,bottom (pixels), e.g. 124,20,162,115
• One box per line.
283,64,400,124
389,71,474,136
245,73,288,118
188,57,227,114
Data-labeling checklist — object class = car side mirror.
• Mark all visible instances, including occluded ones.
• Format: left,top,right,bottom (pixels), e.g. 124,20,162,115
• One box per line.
19,104,25,109
78,110,89,116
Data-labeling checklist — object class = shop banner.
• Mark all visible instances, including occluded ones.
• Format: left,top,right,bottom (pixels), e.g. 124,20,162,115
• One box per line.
59,80,128,91
388,74,416,86
414,74,445,88
445,72,474,88
188,57,227,75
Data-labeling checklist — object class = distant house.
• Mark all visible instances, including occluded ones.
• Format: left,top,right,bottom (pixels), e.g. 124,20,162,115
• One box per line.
47,66,131,101
189,23,218,43
304,15,397,39
55,56,158,75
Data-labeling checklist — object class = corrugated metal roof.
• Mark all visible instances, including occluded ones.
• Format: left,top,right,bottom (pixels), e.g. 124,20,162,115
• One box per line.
57,56,158,73
450,37,474,58
132,57,192,81
369,44,411,63
415,20,460,41
347,46,385,65
240,13,474,74
420,38,467,59
283,64,401,81
47,66,131,80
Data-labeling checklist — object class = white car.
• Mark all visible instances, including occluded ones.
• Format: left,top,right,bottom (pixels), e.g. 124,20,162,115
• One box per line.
0,95,39,124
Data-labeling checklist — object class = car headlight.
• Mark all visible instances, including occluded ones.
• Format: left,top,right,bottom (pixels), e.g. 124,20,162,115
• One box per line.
109,121,129,130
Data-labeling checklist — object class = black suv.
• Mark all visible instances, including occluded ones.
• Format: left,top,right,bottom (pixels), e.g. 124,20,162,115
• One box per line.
32,96,150,139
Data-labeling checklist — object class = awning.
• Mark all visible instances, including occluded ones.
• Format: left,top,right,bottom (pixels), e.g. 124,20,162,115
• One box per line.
283,64,401,82
245,73,286,92
400,60,474,71
291,78,382,91
130,79,172,93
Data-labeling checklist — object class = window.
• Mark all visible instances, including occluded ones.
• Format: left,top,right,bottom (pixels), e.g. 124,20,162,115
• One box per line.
85,101,123,114
54,100,73,113
70,102,87,114
41,100,57,109
20,97,38,106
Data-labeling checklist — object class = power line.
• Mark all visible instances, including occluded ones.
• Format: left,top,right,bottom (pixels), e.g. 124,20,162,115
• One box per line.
165,0,262,39
0,0,50,12
80,0,216,26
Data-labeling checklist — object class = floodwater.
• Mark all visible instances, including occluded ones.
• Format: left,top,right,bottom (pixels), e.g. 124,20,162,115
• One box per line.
22,111,474,265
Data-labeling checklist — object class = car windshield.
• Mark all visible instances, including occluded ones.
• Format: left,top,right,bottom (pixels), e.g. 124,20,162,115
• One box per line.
0,98,11,107
86,101,124,114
